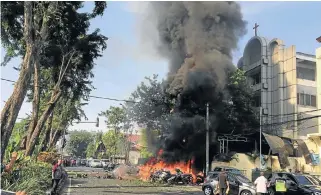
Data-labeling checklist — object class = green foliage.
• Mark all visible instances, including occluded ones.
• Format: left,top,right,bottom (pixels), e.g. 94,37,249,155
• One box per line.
139,129,153,158
217,69,259,134
5,120,28,161
86,141,96,158
1,2,108,155
1,159,52,195
99,106,129,132
102,130,127,158
126,74,172,130
66,130,94,158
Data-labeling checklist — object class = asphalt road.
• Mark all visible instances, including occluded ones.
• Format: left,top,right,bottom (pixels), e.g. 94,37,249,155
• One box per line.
62,178,203,195
62,166,203,195
65,166,103,172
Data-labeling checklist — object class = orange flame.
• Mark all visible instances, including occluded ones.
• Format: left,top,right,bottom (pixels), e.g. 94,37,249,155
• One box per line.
138,149,203,183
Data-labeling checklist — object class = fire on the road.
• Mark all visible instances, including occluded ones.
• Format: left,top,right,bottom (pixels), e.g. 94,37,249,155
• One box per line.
138,149,203,183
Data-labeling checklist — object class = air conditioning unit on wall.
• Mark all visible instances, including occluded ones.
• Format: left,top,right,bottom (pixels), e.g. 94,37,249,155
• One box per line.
262,83,268,89
262,57,268,64
263,108,268,115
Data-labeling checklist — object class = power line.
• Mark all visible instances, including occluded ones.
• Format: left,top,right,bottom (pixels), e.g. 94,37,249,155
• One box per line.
1,77,138,104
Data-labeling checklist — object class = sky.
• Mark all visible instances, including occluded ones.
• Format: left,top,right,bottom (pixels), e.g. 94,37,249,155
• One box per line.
1,1,321,132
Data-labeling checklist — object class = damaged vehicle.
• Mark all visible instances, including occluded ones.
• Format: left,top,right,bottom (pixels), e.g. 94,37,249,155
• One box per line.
150,169,172,183
202,171,256,195
167,169,193,185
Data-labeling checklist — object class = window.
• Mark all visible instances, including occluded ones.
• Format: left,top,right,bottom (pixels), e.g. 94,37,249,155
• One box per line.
311,95,316,107
297,93,317,107
297,67,315,81
294,175,313,185
253,94,261,107
252,73,261,85
209,173,218,179
305,94,311,106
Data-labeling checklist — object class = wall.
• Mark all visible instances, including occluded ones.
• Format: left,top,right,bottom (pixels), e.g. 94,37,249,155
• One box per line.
317,47,321,135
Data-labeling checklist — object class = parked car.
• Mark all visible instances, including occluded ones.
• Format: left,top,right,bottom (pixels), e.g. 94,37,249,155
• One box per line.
90,159,102,168
202,171,256,195
267,172,321,195
101,159,110,167
80,159,87,166
86,160,91,167
212,166,243,175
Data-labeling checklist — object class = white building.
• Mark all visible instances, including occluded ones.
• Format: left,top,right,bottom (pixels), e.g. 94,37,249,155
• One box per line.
237,36,321,140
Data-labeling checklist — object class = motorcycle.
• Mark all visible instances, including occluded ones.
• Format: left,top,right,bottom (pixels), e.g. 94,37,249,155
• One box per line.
167,169,193,185
150,170,172,183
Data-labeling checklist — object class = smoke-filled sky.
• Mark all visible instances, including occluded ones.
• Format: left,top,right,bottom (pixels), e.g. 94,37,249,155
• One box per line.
1,1,320,132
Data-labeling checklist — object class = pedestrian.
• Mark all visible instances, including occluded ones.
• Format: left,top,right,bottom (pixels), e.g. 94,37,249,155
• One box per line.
254,171,268,195
216,168,229,195
51,159,63,195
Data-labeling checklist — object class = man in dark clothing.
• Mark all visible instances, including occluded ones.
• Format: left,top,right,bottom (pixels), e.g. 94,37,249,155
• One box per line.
217,168,229,195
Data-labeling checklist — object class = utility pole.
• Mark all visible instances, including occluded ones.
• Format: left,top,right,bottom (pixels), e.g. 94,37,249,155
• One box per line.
205,103,210,176
259,107,262,170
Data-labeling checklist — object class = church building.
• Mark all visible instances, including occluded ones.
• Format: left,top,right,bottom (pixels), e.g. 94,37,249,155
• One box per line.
238,35,321,141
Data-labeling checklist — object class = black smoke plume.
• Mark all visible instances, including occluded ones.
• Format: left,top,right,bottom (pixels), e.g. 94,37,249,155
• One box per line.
140,2,247,170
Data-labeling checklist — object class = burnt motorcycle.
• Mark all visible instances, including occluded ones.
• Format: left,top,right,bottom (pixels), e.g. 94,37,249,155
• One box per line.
167,169,193,185
150,170,172,183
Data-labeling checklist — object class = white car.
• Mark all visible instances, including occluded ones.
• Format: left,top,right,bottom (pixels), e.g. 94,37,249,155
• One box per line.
90,159,102,168
101,159,110,167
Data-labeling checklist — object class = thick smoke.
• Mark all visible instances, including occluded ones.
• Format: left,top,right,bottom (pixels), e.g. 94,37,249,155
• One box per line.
138,2,247,169
147,2,246,94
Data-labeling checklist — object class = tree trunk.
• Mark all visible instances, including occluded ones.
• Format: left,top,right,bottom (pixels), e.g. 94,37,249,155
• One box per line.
48,129,61,151
25,88,62,156
41,111,54,152
26,59,40,146
0,2,35,162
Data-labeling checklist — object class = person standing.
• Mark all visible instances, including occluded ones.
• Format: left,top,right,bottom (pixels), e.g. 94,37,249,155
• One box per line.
51,159,63,195
216,168,229,195
254,171,268,195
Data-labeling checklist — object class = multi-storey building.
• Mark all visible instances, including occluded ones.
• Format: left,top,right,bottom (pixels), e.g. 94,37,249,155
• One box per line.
237,36,321,140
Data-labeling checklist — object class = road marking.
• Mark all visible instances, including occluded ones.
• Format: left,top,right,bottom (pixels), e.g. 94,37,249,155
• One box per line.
67,178,71,195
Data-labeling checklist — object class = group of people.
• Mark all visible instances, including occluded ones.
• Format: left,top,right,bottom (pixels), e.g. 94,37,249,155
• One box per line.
216,168,268,195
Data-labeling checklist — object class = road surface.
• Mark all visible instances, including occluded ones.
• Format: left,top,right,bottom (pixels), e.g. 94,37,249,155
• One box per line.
62,166,203,195
65,166,103,172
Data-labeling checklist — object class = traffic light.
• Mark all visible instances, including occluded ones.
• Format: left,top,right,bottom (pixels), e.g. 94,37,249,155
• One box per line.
96,117,99,127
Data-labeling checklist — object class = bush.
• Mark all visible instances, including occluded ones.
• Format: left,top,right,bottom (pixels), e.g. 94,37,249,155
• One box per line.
1,159,52,195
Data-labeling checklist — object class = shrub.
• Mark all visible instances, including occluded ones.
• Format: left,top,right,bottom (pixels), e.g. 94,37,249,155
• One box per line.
1,159,52,195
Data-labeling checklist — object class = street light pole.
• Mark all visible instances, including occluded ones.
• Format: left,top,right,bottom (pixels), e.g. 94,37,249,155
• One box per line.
259,107,262,170
205,103,210,176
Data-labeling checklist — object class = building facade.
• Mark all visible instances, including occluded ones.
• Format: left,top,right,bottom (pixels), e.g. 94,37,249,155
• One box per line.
237,36,321,139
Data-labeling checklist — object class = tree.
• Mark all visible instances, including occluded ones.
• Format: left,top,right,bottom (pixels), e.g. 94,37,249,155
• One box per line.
99,106,128,132
216,69,259,135
101,130,126,159
139,128,153,158
1,2,108,158
126,74,172,153
66,130,94,158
